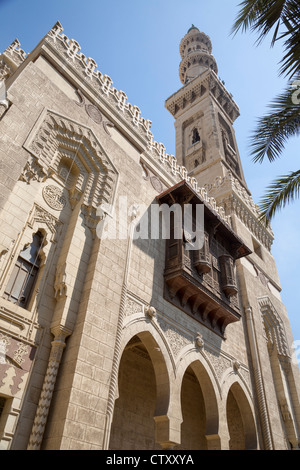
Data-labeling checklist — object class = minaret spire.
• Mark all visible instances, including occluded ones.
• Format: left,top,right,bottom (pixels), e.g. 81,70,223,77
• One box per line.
179,25,218,84
165,25,249,192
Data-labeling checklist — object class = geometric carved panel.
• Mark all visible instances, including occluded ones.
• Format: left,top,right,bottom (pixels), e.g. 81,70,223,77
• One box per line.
23,109,119,211
0,332,36,397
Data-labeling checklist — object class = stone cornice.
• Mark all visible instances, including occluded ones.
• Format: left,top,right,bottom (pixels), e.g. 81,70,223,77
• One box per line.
165,70,240,123
206,172,274,251
0,39,27,72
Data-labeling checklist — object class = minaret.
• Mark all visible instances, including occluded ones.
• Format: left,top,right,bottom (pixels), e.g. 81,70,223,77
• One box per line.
166,27,300,450
179,24,218,84
165,25,248,191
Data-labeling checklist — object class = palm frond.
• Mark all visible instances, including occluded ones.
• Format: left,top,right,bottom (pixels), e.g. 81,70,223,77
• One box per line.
259,169,300,221
250,78,300,163
232,0,300,78
232,0,287,42
279,10,300,77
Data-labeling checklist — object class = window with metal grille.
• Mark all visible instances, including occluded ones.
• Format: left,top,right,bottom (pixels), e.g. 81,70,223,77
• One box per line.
3,231,43,308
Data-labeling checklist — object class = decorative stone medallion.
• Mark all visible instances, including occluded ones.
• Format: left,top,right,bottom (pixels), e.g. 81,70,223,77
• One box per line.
42,185,66,211
85,103,103,124
150,176,163,193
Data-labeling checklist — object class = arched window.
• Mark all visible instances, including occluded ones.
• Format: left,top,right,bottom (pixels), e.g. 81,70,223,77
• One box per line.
3,231,44,308
192,128,200,144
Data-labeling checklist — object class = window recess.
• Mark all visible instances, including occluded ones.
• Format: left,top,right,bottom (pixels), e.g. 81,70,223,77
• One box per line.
3,231,45,309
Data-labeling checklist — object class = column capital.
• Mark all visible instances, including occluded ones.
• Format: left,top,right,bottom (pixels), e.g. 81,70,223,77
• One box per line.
51,324,73,340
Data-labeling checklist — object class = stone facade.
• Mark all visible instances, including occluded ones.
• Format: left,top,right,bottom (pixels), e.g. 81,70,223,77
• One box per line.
0,22,299,450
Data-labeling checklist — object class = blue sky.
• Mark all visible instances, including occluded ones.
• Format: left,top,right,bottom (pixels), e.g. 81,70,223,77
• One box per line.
0,0,299,354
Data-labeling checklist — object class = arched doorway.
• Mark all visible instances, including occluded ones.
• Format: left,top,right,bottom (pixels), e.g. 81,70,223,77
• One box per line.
109,333,168,450
173,357,220,450
226,382,257,450
177,365,207,450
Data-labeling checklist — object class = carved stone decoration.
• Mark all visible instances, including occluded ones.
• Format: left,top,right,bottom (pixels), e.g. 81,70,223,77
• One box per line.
54,263,67,299
74,89,85,107
150,176,163,193
280,399,292,422
0,341,6,364
0,333,11,364
82,205,103,239
233,360,241,372
124,296,144,317
13,342,29,367
27,326,71,450
23,109,118,212
145,305,156,319
195,332,204,349
0,78,10,119
85,103,103,124
66,38,81,60
258,297,290,358
102,120,115,136
1,39,27,68
68,187,82,210
0,333,36,398
205,349,232,383
207,172,274,251
28,204,61,240
0,60,12,81
140,160,165,194
19,156,47,184
74,88,115,132
42,185,66,211
140,162,149,180
158,318,192,359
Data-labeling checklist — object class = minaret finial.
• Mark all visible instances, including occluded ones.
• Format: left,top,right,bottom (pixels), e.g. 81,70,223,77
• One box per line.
179,26,217,84
187,24,199,33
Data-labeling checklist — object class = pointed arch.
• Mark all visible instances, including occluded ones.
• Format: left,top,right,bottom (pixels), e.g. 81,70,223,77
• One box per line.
115,318,176,448
258,297,300,449
173,347,221,449
120,318,172,415
222,372,257,450
258,297,289,357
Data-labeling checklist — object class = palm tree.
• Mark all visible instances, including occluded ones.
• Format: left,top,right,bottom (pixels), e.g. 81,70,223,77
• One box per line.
232,0,300,222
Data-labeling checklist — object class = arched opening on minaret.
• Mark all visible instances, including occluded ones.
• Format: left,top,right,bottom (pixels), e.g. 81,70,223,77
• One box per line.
192,128,200,145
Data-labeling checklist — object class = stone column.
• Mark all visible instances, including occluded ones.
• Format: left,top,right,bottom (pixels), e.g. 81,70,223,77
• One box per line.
27,325,71,450
245,305,273,450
